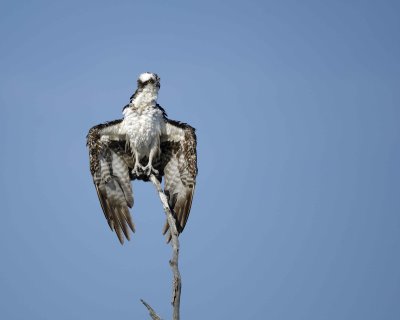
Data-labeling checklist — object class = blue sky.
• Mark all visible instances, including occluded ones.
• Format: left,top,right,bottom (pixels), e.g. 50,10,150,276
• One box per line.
1,0,399,319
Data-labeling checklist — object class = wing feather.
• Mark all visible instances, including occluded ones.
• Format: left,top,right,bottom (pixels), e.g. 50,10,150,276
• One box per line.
161,119,197,238
87,120,135,244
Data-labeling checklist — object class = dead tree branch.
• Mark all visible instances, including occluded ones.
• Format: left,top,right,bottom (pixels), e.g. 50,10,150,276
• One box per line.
141,175,181,320
141,299,162,320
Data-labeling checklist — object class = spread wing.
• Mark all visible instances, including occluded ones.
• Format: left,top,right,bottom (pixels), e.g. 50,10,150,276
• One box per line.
87,120,135,244
161,119,198,239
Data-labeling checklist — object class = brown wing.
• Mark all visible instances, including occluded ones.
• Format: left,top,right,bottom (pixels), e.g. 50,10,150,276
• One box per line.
161,119,198,240
87,120,135,244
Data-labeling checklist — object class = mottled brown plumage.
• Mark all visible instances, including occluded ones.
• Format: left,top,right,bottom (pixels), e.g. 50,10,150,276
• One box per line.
87,109,197,244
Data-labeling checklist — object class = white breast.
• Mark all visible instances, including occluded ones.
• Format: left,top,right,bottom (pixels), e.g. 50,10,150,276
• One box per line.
122,106,164,156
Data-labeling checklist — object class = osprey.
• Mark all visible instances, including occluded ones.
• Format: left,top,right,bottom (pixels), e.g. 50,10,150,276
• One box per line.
87,72,197,244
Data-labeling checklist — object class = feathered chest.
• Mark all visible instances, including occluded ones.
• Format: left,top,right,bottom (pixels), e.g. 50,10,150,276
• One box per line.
121,106,164,153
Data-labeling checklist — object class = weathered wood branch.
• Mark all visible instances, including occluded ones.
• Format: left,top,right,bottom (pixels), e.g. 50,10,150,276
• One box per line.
141,175,181,320
141,299,162,320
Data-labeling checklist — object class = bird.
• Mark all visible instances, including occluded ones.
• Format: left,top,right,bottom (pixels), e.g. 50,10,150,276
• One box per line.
87,72,197,244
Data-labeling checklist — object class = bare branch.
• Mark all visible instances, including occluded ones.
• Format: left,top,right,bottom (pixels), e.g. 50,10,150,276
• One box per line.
149,175,182,320
141,175,182,320
141,299,162,320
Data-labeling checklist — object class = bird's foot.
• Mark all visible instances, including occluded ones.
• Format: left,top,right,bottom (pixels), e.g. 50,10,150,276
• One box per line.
142,164,159,177
131,164,145,177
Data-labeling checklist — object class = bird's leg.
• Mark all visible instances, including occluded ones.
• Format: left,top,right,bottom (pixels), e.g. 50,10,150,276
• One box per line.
131,151,144,176
142,147,159,176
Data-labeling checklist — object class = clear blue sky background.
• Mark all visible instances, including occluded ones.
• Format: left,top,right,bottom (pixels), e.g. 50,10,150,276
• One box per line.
0,0,399,319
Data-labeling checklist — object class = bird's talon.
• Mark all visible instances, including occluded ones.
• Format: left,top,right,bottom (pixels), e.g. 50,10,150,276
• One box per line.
131,165,144,177
142,165,158,177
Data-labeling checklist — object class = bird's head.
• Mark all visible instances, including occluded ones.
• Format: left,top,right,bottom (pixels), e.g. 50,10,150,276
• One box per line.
137,72,161,90
127,72,161,107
